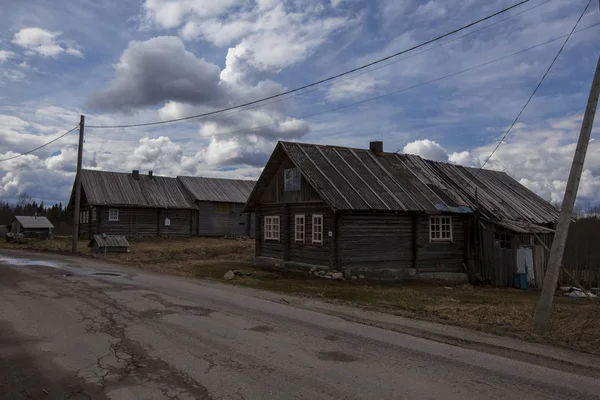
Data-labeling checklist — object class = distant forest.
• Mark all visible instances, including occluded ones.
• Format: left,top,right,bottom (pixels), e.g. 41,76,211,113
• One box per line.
0,193,72,226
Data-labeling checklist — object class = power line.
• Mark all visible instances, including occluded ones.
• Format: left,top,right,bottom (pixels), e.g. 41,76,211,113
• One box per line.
96,23,599,143
472,0,593,180
86,0,532,129
0,124,80,163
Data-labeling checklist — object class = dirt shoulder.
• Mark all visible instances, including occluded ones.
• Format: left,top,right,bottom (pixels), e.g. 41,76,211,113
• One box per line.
2,237,599,358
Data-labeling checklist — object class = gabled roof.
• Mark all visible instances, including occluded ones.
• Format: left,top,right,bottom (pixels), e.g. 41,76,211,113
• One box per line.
178,176,255,204
13,215,54,229
89,234,129,248
75,170,197,209
245,141,560,225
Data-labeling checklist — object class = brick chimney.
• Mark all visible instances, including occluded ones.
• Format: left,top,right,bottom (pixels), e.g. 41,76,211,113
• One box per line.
149,170,153,179
369,141,383,155
132,170,140,180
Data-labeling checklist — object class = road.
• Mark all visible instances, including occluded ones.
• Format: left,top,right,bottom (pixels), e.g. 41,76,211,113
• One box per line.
1,250,599,400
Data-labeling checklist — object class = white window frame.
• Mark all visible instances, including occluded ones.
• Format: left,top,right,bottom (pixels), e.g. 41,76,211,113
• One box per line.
429,215,452,242
294,214,305,243
312,214,323,244
108,208,119,222
264,216,280,242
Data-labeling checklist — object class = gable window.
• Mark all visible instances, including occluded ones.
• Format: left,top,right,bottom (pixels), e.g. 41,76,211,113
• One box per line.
295,214,305,243
495,232,512,249
264,216,280,241
430,216,452,242
108,208,119,222
284,168,301,191
312,215,323,244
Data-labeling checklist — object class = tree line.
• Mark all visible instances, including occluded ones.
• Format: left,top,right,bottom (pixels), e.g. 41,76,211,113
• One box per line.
0,193,72,225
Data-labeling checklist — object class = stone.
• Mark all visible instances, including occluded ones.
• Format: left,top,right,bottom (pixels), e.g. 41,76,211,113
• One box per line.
351,276,358,281
310,266,317,273
224,270,235,280
332,272,344,280
343,268,352,280
317,270,326,276
590,288,600,296
358,274,365,280
325,275,333,279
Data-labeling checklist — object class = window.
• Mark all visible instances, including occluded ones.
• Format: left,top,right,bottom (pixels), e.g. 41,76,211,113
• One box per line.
108,208,119,221
495,232,512,249
519,235,532,246
284,168,301,191
264,216,280,241
295,214,305,243
214,203,232,214
430,216,452,242
84,211,88,223
91,208,96,221
312,215,323,244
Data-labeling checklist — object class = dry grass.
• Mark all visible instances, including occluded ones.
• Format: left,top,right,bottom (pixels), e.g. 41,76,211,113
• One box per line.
2,236,599,353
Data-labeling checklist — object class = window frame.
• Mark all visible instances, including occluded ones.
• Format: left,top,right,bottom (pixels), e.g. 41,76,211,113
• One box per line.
294,214,305,243
429,215,453,243
495,232,512,249
312,214,323,244
284,168,301,192
91,208,96,221
108,208,119,222
264,216,280,242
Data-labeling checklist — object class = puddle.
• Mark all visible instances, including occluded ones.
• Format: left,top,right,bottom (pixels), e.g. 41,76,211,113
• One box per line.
0,256,63,269
92,272,121,277
316,351,360,362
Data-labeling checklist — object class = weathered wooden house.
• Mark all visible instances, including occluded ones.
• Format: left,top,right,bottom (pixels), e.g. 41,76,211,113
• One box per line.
7,215,54,239
178,176,256,237
244,141,560,286
71,169,198,238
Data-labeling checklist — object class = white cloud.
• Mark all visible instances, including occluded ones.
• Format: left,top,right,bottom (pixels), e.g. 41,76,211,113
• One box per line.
0,50,16,63
414,1,447,19
402,139,448,162
326,75,386,101
12,28,83,58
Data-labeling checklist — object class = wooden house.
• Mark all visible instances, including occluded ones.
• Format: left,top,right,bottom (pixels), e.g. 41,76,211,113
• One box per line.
244,141,560,286
7,215,54,239
178,176,256,237
71,169,198,238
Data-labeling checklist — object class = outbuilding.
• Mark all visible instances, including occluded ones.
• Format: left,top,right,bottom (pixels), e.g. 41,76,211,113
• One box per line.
244,141,560,286
89,234,129,254
178,176,256,237
7,215,54,239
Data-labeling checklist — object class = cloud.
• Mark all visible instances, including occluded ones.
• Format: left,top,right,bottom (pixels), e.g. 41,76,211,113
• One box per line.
0,50,16,63
402,139,449,161
12,27,83,58
326,75,386,101
88,36,222,110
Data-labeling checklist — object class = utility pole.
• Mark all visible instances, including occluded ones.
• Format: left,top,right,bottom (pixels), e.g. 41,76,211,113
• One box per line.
71,115,85,253
533,56,600,334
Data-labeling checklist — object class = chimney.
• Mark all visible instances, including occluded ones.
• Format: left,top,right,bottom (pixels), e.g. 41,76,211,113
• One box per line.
132,170,140,180
369,141,383,155
149,170,153,179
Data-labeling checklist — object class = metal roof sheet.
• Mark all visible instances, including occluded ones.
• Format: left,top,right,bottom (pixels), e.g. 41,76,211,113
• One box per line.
177,176,255,204
78,170,197,209
89,234,129,248
13,216,54,229
246,141,560,225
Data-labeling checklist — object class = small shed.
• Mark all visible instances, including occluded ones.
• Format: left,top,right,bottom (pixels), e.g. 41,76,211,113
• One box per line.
89,235,129,253
7,216,54,239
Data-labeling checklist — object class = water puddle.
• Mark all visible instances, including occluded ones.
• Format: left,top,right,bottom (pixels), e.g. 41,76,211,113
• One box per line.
0,256,125,279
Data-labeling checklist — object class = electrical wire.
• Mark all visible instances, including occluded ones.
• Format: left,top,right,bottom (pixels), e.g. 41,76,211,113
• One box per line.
471,0,593,181
0,124,80,163
100,22,599,143
86,0,532,129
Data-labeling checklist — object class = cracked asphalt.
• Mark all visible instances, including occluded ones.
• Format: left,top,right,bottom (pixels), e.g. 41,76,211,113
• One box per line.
1,250,600,400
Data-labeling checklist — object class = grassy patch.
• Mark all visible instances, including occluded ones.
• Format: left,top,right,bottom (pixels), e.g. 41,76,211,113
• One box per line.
2,236,598,353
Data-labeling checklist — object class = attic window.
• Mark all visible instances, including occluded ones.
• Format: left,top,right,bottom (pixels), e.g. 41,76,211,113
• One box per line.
284,168,301,191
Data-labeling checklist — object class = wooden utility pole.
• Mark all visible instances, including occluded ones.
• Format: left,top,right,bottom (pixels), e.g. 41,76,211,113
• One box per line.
533,56,600,334
71,115,85,253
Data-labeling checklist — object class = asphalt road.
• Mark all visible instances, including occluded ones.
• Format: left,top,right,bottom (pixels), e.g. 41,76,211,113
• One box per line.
1,250,599,400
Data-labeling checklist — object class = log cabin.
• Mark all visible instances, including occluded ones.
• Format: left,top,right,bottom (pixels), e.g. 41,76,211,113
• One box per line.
244,141,560,286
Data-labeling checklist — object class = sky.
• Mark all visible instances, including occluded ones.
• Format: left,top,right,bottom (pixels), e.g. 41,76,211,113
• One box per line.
0,0,599,206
